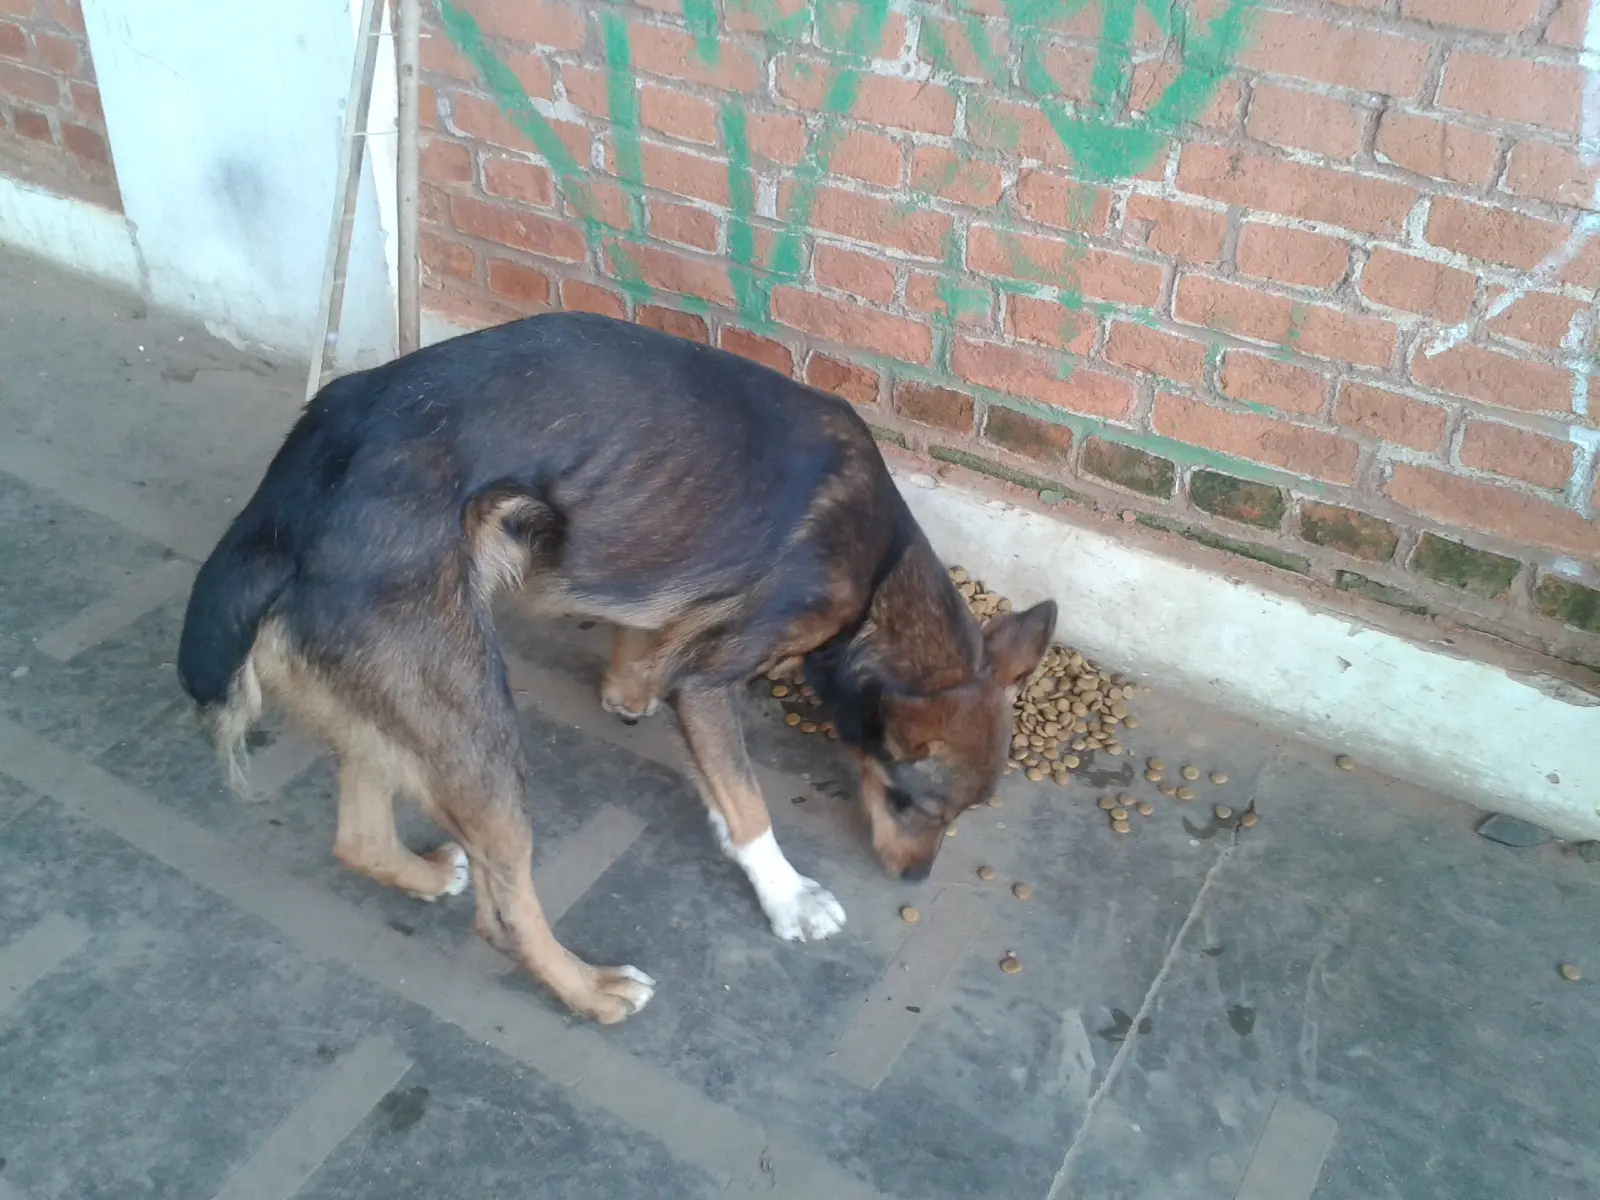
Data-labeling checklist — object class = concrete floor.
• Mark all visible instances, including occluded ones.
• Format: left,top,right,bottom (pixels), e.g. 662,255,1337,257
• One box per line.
0,247,1596,1200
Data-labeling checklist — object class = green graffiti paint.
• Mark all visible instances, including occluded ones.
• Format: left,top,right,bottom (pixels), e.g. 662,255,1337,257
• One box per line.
720,100,766,324
600,11,646,239
682,0,720,63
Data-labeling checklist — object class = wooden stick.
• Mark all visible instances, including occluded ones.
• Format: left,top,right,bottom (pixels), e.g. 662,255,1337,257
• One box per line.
306,0,385,402
394,0,422,357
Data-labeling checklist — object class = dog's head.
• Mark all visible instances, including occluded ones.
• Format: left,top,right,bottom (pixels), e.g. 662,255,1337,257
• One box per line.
853,600,1056,880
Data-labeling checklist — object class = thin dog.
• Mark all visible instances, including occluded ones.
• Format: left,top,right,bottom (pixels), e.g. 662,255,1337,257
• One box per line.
177,312,1055,1024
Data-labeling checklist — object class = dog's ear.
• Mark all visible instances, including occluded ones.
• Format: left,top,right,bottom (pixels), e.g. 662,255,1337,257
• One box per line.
983,600,1057,690
880,690,955,761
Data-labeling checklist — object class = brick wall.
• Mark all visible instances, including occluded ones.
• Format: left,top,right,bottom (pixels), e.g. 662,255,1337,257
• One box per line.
0,0,117,207
418,0,1600,671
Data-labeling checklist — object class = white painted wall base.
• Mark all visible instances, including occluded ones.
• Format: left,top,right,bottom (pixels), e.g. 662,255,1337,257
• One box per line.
0,174,140,291
416,308,1600,841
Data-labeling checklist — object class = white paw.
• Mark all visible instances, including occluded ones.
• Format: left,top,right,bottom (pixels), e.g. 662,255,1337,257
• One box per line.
764,877,847,942
442,843,469,896
600,692,659,722
589,964,656,1024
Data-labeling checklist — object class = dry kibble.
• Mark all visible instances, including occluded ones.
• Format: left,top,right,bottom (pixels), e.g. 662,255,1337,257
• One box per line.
771,684,790,698
1181,766,1200,780
1110,807,1128,821
784,712,801,727
944,826,957,837
1098,797,1116,810
1137,801,1154,816
1176,786,1196,801
1240,811,1259,828
1000,954,1023,975
977,865,996,881
1111,819,1130,834
987,796,1004,809
1336,754,1356,771
1214,805,1233,820
1063,754,1080,768
1026,767,1045,782
1144,768,1162,783
1123,716,1140,729
900,905,919,924
1147,758,1166,772
1210,772,1228,785
1106,744,1124,756
1159,784,1177,797
1559,963,1581,981
1012,882,1031,900
800,721,818,734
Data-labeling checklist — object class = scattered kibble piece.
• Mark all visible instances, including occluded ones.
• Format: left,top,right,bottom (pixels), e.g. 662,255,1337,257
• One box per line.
977,866,996,881
1560,963,1581,981
988,796,1003,809
900,905,919,923
1063,754,1080,768
1336,754,1355,771
1176,786,1196,801
784,712,801,727
800,721,818,734
1240,811,1259,828
1137,801,1154,816
1106,744,1124,756
1012,883,1031,900
1123,716,1140,729
771,684,790,698
1214,805,1233,820
1110,807,1128,821
1144,768,1162,782
1147,758,1166,772
1210,772,1228,785
1181,766,1200,780
1026,767,1045,782
1000,953,1023,974
1159,784,1178,797
1111,819,1130,834
944,826,957,837
1098,797,1116,810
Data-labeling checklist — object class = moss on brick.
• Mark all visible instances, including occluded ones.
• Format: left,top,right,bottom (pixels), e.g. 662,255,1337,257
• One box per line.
1335,571,1430,615
1410,533,1519,600
1190,470,1286,529
868,424,907,448
1534,575,1600,634
1080,437,1175,498
982,406,1073,467
931,446,1090,505
1298,501,1399,563
893,381,975,434
1137,513,1310,574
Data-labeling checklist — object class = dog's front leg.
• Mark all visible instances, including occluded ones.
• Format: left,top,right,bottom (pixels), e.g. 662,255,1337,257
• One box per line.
672,683,845,942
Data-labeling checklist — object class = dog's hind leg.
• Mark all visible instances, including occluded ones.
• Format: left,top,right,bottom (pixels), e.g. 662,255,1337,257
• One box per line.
600,625,663,723
672,683,845,942
332,755,469,902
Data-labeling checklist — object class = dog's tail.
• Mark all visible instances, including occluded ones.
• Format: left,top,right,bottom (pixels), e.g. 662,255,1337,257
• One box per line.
177,517,294,794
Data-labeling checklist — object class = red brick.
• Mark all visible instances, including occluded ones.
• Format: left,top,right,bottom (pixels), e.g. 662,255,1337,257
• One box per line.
1438,52,1583,134
1411,343,1572,416
1336,382,1448,452
623,244,731,306
1103,321,1208,386
486,257,551,304
639,84,718,145
1005,294,1097,353
1178,145,1417,238
482,156,553,206
724,0,805,35
1425,197,1571,273
475,0,585,50
632,140,728,206
1014,171,1111,234
1236,223,1350,289
1359,248,1476,321
1173,275,1397,369
911,146,1002,205
919,16,1009,79
1545,0,1588,45
560,65,609,116
59,120,105,163
1238,11,1430,96
1403,0,1542,33
450,195,586,262
419,85,439,131
830,128,904,187
1129,62,1242,133
67,80,100,124
1374,112,1500,188
582,181,631,231
1246,83,1365,159
560,278,627,319
776,57,955,134
638,304,709,342
719,327,793,377
951,338,1134,418
1460,420,1573,489
419,182,449,226
906,272,991,328
450,93,586,162
968,225,1164,307
0,61,60,106
815,2,907,58
421,233,476,285
0,21,28,60
965,96,1068,166
630,24,759,91
48,0,84,31
647,198,717,251
806,354,880,405
1487,291,1589,350
814,243,897,304
1122,195,1226,265
12,106,51,142
748,111,806,165
421,138,474,186
420,21,475,79
1387,463,1600,557
893,381,975,433
786,185,951,259
33,30,76,74
1153,391,1359,484
1030,40,1095,103
1504,140,1598,210
1218,350,1328,417
771,287,933,361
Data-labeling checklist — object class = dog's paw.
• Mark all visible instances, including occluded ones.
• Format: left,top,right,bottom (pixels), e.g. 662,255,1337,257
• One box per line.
581,964,656,1025
414,843,469,901
765,877,846,942
600,691,659,725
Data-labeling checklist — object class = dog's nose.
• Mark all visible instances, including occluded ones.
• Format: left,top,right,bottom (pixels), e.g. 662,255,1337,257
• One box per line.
900,857,933,882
